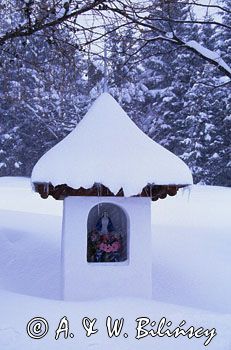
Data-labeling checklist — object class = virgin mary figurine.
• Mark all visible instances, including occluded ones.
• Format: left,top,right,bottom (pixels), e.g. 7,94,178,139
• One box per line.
96,211,114,234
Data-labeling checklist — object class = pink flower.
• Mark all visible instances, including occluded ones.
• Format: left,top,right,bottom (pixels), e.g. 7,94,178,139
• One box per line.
99,243,107,251
105,245,113,253
111,241,120,252
99,243,113,253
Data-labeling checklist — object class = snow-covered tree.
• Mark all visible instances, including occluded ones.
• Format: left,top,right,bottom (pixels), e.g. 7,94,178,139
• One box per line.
0,3,89,175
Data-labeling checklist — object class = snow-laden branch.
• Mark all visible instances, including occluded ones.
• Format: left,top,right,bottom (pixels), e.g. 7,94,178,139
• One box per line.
144,35,231,79
106,5,231,79
185,40,231,78
26,104,59,140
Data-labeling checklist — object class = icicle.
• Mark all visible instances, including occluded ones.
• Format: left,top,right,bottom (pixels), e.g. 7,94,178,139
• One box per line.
182,185,192,202
97,183,100,216
45,183,49,196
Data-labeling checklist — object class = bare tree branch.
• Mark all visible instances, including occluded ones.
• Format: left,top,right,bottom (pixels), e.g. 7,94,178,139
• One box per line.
105,4,231,79
0,0,230,78
0,0,107,46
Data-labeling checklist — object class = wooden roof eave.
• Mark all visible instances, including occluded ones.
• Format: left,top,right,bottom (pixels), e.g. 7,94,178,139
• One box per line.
33,182,188,201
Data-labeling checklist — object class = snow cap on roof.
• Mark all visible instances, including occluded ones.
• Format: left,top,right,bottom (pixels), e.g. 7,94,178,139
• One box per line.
31,93,193,196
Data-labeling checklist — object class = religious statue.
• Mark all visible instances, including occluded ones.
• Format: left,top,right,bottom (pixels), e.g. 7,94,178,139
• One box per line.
87,210,124,263
96,211,114,234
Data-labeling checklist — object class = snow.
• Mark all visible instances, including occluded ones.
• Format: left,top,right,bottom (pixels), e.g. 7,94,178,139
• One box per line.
1,291,230,350
0,177,231,349
0,162,6,168
0,177,62,216
152,185,231,314
186,40,231,76
31,93,193,196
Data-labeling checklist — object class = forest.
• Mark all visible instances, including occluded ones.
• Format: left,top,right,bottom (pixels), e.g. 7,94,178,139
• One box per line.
0,0,230,186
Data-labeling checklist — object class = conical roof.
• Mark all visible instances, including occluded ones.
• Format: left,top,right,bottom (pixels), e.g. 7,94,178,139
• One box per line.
32,93,192,197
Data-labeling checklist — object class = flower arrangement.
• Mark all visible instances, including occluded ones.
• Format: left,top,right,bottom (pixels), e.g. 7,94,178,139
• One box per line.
87,230,124,262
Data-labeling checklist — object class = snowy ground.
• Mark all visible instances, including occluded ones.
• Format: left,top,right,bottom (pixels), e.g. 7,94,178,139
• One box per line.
0,177,230,350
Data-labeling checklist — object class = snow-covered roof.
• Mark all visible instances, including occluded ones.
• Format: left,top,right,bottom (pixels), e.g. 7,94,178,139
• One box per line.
31,93,193,197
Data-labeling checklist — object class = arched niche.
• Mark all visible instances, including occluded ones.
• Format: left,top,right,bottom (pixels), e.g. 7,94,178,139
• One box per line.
87,202,128,263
